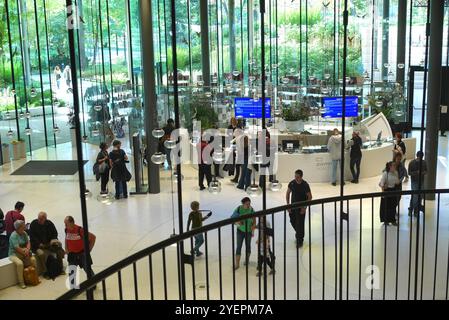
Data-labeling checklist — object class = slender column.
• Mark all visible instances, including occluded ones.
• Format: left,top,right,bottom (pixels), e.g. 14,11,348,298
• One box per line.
381,0,389,80
424,0,445,199
18,0,31,86
396,0,407,85
139,0,161,194
125,0,134,82
200,0,211,86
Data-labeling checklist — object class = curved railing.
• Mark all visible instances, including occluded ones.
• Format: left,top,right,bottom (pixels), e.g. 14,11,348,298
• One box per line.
58,188,449,300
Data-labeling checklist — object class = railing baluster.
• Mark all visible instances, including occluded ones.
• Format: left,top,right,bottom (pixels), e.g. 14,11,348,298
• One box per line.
190,237,196,300
218,228,223,300
322,203,325,300
118,270,123,300
205,232,210,300
133,262,138,300
283,209,287,300
433,193,441,300
148,255,154,300
232,224,236,300
346,199,349,300
371,197,374,300
334,201,338,299
383,198,387,300
296,220,299,300
176,240,181,300
102,280,107,300
308,205,312,300
162,248,168,300
408,191,414,300
420,194,427,299
395,193,400,300
271,212,276,300
358,198,362,300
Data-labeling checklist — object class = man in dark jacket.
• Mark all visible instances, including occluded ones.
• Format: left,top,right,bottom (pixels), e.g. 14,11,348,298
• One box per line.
348,131,363,183
29,212,61,276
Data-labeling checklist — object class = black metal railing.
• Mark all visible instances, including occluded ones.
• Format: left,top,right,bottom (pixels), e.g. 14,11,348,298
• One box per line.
58,188,449,300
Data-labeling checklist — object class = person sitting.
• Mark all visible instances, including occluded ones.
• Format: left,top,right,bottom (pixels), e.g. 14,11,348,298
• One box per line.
29,212,62,278
5,202,25,239
9,220,37,289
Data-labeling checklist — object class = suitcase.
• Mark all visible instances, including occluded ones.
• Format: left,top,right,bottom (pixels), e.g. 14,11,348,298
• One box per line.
23,266,40,286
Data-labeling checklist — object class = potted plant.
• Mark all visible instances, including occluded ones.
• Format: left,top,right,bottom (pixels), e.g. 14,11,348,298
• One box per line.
282,101,311,132
10,139,26,160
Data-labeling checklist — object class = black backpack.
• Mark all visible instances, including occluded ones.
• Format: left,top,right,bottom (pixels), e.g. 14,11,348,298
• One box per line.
46,254,63,280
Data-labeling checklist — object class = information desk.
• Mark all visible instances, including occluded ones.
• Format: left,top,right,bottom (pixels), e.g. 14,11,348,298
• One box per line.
275,137,416,183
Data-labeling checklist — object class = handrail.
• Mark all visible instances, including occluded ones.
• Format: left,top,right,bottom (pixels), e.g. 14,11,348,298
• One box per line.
57,188,449,300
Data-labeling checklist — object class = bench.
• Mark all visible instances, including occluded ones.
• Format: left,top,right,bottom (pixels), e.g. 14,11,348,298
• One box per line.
0,258,18,290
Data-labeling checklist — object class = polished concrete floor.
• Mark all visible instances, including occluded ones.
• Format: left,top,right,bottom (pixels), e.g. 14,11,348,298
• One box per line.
0,131,449,300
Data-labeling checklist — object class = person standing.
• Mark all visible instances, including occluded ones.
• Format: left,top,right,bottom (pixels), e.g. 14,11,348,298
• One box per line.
256,218,275,277
29,212,61,278
198,135,213,190
393,133,406,162
64,216,96,280
63,65,72,90
54,66,62,90
9,220,37,289
237,136,251,190
348,131,363,183
187,201,212,257
228,117,242,182
4,202,25,239
96,142,110,195
408,151,428,216
379,161,401,226
233,197,256,270
109,140,131,199
160,119,175,169
286,170,312,248
327,128,343,186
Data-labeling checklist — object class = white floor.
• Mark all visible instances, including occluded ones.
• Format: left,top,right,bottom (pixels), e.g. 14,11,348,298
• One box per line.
1,131,449,300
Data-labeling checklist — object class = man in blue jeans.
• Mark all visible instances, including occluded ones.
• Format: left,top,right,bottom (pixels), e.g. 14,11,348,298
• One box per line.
408,151,427,216
327,128,344,186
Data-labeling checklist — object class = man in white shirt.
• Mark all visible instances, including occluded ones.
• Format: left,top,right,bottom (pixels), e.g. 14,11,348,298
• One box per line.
327,128,343,186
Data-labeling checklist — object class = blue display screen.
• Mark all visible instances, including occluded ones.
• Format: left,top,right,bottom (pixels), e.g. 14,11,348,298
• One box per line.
234,97,271,119
322,96,359,118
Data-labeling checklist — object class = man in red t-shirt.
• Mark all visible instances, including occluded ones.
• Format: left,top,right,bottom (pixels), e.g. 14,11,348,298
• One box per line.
64,216,96,278
5,202,25,238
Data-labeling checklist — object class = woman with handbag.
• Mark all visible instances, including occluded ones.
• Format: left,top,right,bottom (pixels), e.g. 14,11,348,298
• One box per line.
109,140,132,199
96,142,110,195
8,220,37,289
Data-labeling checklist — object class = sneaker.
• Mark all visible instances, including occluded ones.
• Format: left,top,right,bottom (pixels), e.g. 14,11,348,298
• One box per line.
391,222,398,226
196,251,203,257
351,180,356,183
230,179,238,183
234,265,240,270
269,269,275,275
20,283,26,289
199,186,206,191
297,241,304,248
115,195,120,200
332,182,337,186
236,186,244,190
43,272,50,280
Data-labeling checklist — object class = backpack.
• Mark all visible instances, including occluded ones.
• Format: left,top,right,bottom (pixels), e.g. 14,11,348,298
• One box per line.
46,254,63,280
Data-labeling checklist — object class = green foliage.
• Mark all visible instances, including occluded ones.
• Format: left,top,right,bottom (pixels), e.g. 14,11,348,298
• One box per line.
367,83,406,123
282,101,311,121
181,93,218,132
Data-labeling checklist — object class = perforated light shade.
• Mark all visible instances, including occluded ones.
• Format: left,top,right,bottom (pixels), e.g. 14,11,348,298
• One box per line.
151,152,166,165
152,128,165,139
208,180,222,194
247,184,262,197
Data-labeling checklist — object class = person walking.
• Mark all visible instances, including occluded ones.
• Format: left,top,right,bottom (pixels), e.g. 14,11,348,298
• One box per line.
327,128,343,186
187,201,212,257
9,220,37,289
393,133,406,163
29,212,62,278
408,151,428,216
237,136,251,190
286,169,312,248
4,201,25,239
348,131,363,183
109,140,131,199
379,161,401,226
394,153,408,203
63,65,72,90
232,197,256,270
228,117,242,182
64,216,96,280
96,142,110,195
256,218,275,276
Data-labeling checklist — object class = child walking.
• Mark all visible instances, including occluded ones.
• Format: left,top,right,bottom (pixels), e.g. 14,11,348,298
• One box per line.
187,201,212,257
256,218,275,276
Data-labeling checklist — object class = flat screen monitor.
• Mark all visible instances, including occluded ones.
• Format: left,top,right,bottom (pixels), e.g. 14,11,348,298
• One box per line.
282,140,300,151
322,96,359,118
234,97,271,119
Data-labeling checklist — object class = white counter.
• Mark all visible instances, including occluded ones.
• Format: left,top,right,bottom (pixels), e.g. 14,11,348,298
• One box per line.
275,137,416,183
